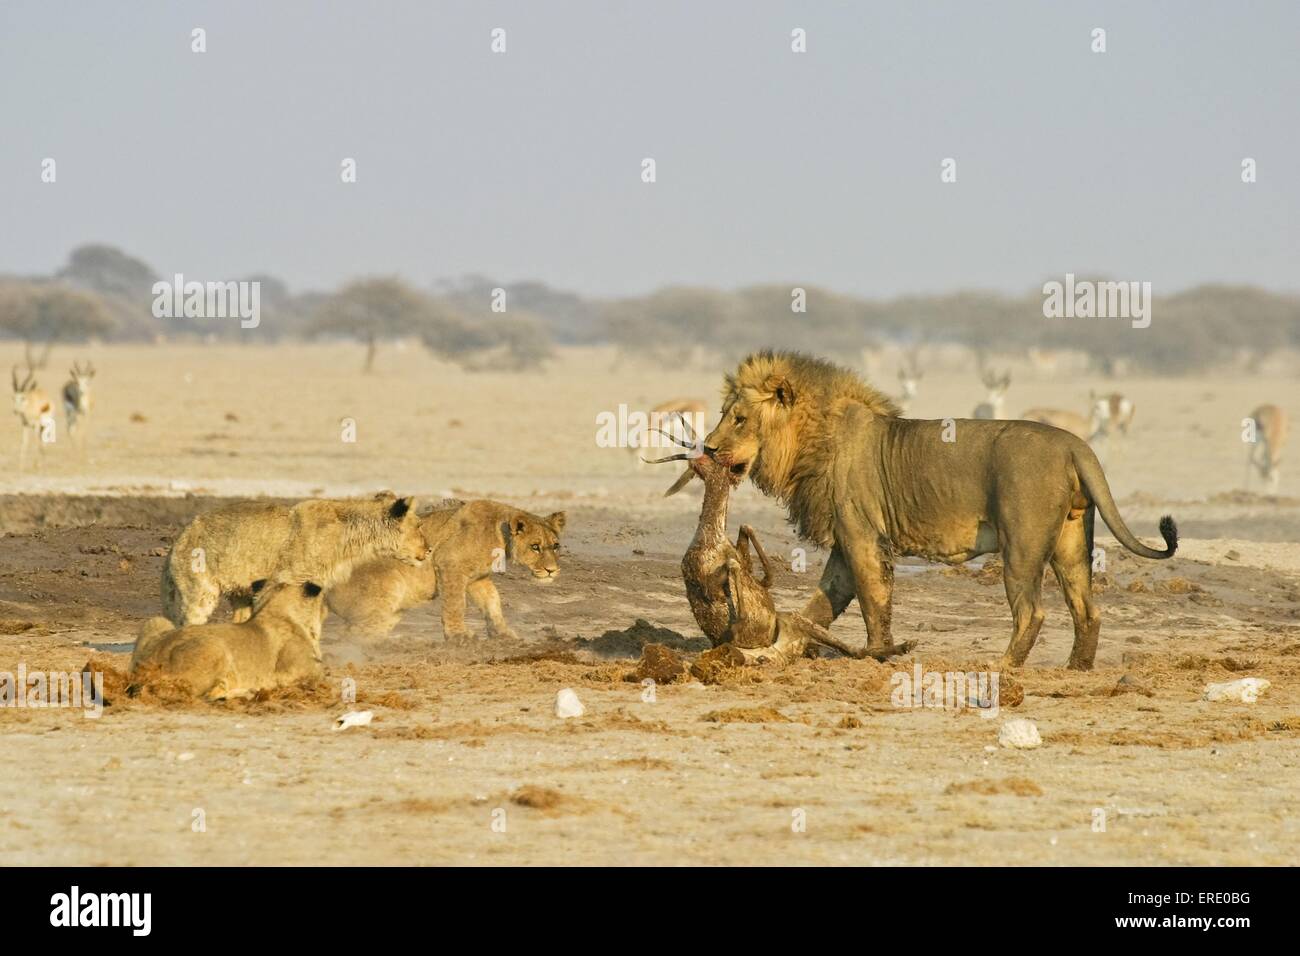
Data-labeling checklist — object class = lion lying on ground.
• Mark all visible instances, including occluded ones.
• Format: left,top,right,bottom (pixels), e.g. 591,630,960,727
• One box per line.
325,499,565,641
161,493,431,626
676,350,1176,670
131,580,326,700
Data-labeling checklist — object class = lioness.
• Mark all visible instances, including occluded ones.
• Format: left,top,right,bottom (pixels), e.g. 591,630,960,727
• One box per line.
131,580,326,700
682,351,1176,670
325,499,565,641
162,494,431,626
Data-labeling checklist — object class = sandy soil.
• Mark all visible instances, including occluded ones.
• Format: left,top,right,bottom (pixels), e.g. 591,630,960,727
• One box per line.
1,344,1298,865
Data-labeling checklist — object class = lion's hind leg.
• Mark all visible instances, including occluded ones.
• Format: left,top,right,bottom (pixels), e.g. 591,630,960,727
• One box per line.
1053,506,1101,671
998,524,1058,669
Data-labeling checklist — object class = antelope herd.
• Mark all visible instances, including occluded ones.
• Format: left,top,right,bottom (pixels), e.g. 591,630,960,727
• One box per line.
8,346,95,470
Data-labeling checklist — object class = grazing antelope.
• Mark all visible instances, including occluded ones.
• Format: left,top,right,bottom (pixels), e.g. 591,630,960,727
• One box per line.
1246,404,1288,494
972,365,1011,420
11,366,55,470
895,347,923,416
1090,391,1135,437
62,361,95,448
1026,347,1059,375
1020,404,1102,442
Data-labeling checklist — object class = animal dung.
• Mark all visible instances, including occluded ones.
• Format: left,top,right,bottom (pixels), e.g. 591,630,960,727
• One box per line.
998,718,1042,749
554,688,585,719
634,643,687,683
333,710,374,731
1203,678,1270,703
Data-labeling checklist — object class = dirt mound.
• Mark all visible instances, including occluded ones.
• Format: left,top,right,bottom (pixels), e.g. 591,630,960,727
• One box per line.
944,777,1043,797
702,706,790,724
579,618,708,658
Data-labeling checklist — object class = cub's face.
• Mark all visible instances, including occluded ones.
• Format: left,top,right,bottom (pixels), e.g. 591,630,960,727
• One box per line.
383,496,433,566
510,512,566,582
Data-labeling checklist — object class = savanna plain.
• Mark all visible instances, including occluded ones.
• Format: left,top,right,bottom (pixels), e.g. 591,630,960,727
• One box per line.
1,343,1297,865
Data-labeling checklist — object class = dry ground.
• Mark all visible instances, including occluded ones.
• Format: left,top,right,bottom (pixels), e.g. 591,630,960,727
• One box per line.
1,344,1298,865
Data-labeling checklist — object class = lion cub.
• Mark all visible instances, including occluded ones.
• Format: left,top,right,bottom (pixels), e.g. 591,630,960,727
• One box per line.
326,499,565,641
131,580,326,701
162,493,431,626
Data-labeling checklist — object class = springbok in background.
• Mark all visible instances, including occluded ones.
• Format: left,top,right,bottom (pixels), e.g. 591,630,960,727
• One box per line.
1026,347,1059,376
1090,391,1135,438
62,361,95,449
1020,403,1102,442
972,363,1011,419
1246,404,1288,494
895,347,923,415
12,365,55,470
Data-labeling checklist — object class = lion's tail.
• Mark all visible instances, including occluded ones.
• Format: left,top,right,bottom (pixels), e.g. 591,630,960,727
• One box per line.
1072,445,1177,560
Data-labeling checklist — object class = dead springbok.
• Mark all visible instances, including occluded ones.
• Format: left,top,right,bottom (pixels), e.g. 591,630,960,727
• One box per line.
648,415,910,665
11,366,55,469
62,361,95,449
972,363,1011,420
1246,404,1288,494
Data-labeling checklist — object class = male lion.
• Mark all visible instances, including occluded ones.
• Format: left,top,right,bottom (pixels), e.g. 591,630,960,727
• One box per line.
325,499,565,641
131,580,326,700
161,494,431,626
684,351,1176,670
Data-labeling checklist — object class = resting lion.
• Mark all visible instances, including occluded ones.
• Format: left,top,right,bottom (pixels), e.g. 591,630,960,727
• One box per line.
675,351,1177,670
131,580,326,700
325,499,565,641
161,493,431,626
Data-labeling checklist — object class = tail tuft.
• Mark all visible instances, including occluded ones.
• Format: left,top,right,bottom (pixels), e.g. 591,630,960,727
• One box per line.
1159,515,1179,556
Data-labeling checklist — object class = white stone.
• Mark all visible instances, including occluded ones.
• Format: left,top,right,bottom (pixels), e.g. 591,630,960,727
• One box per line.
998,718,1042,749
554,688,585,719
333,709,374,731
1203,678,1270,703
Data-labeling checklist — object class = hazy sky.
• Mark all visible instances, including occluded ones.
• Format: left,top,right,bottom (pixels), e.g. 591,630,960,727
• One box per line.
2,0,1297,297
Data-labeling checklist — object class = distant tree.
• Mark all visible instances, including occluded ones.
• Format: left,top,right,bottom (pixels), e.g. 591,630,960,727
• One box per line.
0,282,116,357
310,277,470,372
57,244,158,300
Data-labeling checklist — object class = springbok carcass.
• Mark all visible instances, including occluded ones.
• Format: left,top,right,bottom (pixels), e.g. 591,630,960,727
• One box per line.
11,366,55,470
645,414,907,665
62,361,95,449
1246,404,1288,494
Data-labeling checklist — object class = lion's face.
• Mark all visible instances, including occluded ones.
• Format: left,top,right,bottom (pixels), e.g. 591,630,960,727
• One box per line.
510,512,566,582
702,400,760,485
704,380,797,488
385,496,434,566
